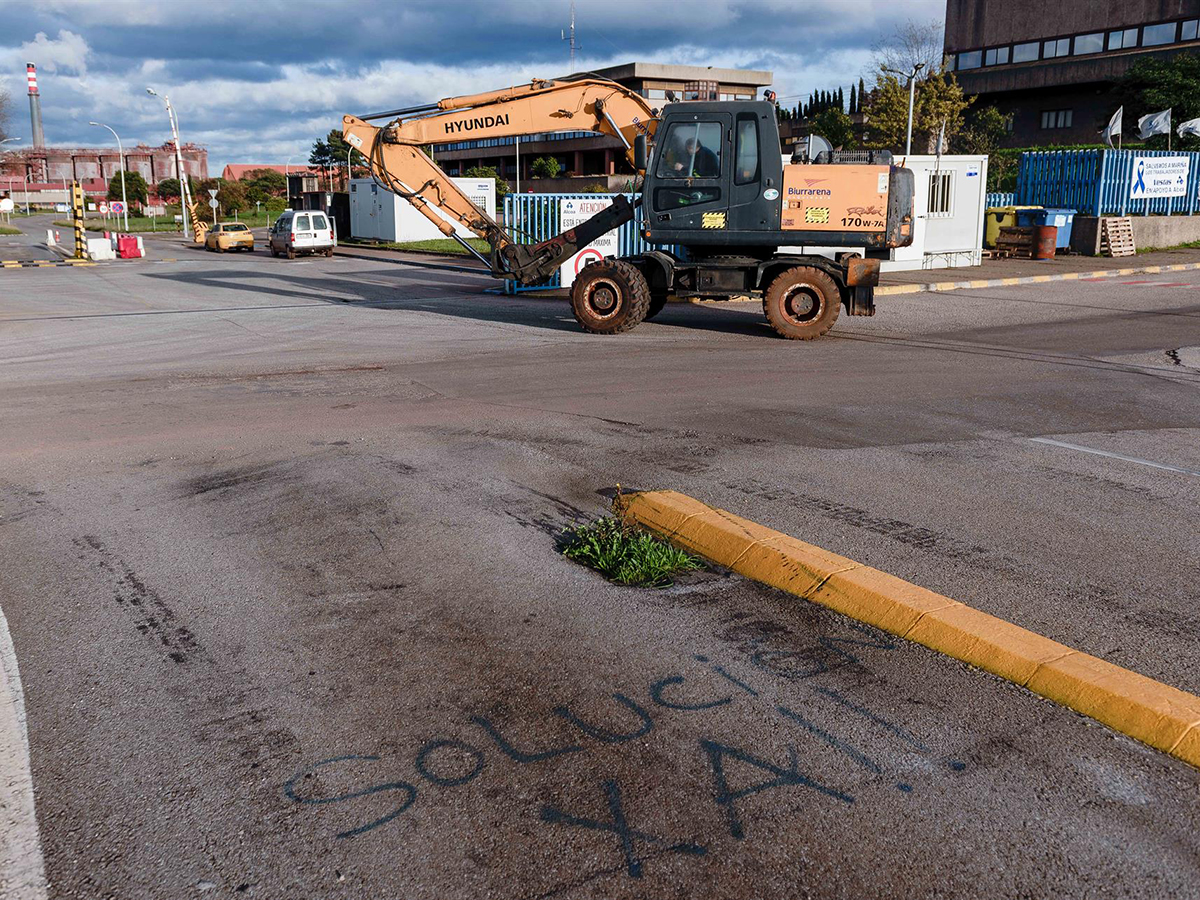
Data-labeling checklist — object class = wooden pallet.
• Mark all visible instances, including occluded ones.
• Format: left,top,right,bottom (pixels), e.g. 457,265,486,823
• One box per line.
996,226,1036,259
1100,217,1135,257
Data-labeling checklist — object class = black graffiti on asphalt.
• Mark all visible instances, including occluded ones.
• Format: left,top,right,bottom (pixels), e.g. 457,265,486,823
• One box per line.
540,779,707,878
284,627,966,877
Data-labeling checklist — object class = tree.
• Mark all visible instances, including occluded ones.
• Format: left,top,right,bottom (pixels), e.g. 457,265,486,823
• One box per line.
953,105,1012,155
217,180,248,214
810,109,858,150
155,177,181,201
531,156,561,178
871,19,946,76
107,170,148,206
836,87,844,112
310,128,368,188
244,168,286,196
864,69,970,152
464,165,509,197
858,78,866,112
1118,52,1200,150
848,84,857,115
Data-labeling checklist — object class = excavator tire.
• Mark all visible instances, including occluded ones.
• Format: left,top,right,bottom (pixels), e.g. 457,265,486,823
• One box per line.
570,259,651,334
762,266,841,340
646,294,668,320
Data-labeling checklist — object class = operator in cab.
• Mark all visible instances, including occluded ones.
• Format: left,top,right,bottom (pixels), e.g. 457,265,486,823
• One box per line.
667,136,720,178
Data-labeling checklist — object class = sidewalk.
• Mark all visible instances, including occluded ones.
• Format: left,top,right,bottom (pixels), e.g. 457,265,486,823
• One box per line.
876,247,1200,296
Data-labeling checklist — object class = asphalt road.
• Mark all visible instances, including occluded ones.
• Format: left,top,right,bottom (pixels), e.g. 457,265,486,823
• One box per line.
1,248,1198,899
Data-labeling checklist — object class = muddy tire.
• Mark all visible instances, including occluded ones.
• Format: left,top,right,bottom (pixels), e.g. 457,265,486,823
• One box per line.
570,259,651,334
646,293,668,320
762,266,841,340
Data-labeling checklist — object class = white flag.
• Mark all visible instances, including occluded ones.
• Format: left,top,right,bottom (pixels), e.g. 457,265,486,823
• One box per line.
1101,106,1122,148
1137,108,1172,139
1177,116,1200,138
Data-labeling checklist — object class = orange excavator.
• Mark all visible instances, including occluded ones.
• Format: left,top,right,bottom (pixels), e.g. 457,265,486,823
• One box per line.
343,77,913,339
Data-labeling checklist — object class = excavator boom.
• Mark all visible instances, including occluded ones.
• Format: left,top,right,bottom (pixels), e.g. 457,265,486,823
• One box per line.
343,78,658,285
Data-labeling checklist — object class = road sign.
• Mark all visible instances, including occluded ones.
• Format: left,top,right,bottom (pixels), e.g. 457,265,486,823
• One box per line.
110,201,125,214
559,197,618,288
209,199,219,210
0,198,13,213
208,188,219,199
98,202,109,214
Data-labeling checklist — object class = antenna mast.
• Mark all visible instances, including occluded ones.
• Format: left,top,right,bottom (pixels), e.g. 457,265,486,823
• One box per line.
568,0,576,67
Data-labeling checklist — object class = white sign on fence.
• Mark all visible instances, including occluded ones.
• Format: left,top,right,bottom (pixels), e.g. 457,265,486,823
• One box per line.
1130,156,1190,199
0,198,13,213
559,197,619,288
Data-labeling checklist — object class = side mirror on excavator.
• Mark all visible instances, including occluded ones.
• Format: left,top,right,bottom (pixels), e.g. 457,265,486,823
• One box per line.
633,134,647,172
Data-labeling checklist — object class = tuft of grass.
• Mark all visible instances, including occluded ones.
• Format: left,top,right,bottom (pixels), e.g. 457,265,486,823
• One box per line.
562,516,703,587
341,237,491,256
0,225,20,235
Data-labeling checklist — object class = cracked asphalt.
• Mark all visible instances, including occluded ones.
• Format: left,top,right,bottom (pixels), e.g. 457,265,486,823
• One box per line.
1,247,1198,898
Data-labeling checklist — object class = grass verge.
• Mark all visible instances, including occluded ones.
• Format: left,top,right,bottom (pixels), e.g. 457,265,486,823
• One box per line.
1137,240,1200,253
342,237,491,256
561,516,702,587
0,225,20,235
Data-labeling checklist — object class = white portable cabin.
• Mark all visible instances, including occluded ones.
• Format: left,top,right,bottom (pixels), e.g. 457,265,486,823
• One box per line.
349,177,496,242
784,154,989,271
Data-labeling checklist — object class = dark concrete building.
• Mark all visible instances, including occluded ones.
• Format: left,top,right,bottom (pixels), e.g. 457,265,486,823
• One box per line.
945,0,1200,146
435,62,772,185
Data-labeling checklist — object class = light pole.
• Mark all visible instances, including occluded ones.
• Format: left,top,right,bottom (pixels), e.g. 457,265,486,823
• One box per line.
146,88,192,239
89,121,129,231
884,62,925,155
285,156,295,208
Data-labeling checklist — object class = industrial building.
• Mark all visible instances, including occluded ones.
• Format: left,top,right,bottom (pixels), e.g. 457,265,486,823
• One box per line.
435,62,772,186
0,144,208,186
944,0,1200,145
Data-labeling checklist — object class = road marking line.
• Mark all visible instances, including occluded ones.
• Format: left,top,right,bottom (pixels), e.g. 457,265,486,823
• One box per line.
1029,437,1200,477
0,606,48,899
617,490,1200,769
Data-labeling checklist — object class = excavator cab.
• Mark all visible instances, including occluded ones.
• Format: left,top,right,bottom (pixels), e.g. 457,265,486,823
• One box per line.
642,101,784,249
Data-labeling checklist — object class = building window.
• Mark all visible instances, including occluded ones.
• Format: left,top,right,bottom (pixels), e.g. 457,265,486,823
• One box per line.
1074,32,1103,54
1143,22,1177,46
984,46,1010,65
1040,109,1073,129
1012,41,1039,62
1108,28,1138,50
646,89,667,99
1043,38,1070,58
928,170,953,218
956,49,982,69
1183,19,1199,41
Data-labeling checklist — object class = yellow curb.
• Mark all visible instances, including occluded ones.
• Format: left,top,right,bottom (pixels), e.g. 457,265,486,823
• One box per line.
616,489,1200,769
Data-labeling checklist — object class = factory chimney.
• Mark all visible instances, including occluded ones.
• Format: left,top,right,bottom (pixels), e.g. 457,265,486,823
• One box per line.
27,63,45,148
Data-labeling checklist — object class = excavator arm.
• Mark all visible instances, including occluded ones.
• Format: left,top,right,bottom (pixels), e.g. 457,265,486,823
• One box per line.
342,78,658,285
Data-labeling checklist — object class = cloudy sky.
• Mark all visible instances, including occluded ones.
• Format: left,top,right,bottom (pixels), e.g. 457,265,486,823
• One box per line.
0,0,943,173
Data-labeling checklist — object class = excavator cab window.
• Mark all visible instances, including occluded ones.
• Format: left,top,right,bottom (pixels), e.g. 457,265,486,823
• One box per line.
656,122,722,179
734,114,760,185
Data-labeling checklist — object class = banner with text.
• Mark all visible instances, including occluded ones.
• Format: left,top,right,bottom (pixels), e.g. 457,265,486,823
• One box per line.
1130,156,1190,199
559,197,618,288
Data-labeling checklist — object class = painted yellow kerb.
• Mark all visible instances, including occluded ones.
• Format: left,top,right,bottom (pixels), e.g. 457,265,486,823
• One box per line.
616,489,1200,769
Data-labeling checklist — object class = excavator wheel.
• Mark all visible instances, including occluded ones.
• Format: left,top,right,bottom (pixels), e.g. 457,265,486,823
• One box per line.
762,266,841,340
570,259,651,334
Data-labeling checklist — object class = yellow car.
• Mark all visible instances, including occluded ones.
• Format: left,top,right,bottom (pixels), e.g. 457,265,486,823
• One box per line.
205,222,255,252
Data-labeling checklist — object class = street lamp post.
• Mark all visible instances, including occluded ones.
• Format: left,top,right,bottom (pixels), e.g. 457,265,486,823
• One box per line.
883,63,925,155
285,156,295,208
89,121,129,231
146,88,192,239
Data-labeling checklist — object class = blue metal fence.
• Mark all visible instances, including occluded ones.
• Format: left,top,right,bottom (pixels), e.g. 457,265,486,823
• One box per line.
501,192,656,293
984,192,1015,208
1016,149,1200,216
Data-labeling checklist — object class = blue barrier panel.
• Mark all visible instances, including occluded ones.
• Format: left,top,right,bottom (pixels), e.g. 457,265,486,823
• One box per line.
501,192,654,294
1015,149,1200,216
985,192,1015,208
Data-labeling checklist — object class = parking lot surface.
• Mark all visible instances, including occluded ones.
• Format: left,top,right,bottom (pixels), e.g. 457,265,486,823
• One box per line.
1,249,1198,898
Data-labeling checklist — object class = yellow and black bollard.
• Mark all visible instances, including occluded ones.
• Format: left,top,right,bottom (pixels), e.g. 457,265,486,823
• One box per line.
70,181,87,260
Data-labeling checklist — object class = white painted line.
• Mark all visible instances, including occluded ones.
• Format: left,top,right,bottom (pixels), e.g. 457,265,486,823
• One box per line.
0,606,48,899
1029,437,1200,478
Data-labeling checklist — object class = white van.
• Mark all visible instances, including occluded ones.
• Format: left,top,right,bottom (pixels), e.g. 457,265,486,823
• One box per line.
269,209,336,258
